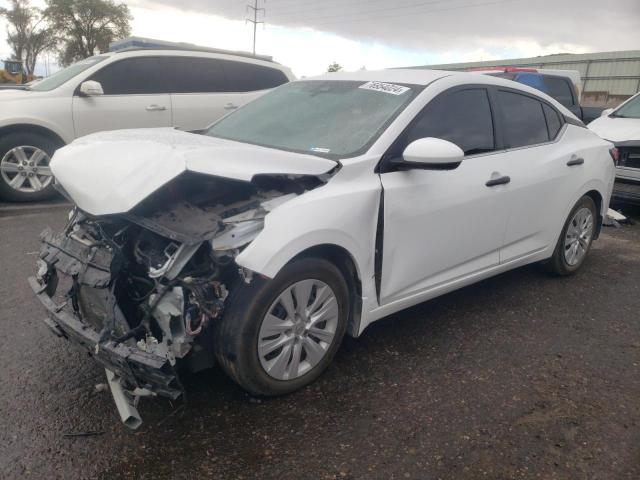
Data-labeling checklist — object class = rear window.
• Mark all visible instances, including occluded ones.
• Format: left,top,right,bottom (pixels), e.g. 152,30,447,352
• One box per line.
544,76,575,108
497,91,549,148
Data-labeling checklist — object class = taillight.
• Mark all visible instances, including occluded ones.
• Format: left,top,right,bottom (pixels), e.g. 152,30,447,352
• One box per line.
609,148,620,165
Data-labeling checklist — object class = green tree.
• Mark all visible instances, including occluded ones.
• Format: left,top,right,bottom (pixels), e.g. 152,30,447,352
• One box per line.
327,62,343,73
0,0,54,75
45,0,132,66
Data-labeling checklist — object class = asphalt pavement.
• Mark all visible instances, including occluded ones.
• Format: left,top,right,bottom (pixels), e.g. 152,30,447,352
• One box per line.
1,204,640,479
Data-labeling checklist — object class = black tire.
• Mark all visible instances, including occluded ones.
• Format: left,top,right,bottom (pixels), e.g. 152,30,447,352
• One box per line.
545,195,597,276
213,257,350,396
0,132,60,202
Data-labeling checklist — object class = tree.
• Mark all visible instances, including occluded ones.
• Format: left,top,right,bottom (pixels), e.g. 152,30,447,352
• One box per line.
0,0,54,75
45,0,132,66
327,62,343,73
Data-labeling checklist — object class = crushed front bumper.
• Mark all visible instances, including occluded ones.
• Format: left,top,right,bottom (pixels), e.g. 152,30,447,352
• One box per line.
29,276,182,401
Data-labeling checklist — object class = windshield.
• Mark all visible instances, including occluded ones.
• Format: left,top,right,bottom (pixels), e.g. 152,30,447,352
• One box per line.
613,94,640,119
29,56,108,92
206,80,421,158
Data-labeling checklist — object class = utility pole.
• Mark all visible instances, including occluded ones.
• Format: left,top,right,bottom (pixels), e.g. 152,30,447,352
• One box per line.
246,0,265,55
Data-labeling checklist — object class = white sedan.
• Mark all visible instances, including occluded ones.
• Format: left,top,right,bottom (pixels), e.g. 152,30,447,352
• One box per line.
31,69,615,428
589,91,640,204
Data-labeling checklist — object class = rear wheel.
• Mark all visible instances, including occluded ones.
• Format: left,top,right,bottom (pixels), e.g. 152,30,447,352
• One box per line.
0,132,59,202
214,257,350,396
545,195,597,275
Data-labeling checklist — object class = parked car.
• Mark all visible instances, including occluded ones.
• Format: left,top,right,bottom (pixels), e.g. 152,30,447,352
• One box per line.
471,67,604,124
30,70,615,428
0,48,294,202
588,92,640,205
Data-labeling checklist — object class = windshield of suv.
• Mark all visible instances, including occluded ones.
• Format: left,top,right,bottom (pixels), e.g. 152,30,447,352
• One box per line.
206,80,421,158
29,56,108,92
613,94,640,119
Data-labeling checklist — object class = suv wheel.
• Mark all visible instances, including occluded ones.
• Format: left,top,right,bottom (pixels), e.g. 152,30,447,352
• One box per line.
0,132,59,202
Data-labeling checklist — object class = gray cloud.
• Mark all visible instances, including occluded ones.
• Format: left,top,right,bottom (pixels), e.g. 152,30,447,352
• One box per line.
130,0,640,58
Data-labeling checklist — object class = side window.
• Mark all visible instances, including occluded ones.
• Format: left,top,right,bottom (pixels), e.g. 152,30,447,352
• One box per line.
223,61,289,92
163,57,229,93
87,58,169,95
544,76,575,108
497,91,549,148
403,88,495,156
542,103,564,139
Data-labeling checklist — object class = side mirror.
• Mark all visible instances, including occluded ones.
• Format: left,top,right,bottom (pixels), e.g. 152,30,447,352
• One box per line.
79,80,104,97
392,137,464,171
602,108,614,117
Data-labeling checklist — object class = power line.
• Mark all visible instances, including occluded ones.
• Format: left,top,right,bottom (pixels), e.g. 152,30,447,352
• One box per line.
270,0,450,20
275,0,524,28
246,0,265,55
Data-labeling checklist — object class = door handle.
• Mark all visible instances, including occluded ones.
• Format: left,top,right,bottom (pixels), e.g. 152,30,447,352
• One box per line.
485,175,511,187
567,157,585,166
146,105,166,112
224,103,239,110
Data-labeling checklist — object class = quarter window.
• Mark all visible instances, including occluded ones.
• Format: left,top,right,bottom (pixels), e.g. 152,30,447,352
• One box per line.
402,88,495,156
87,57,169,95
497,91,549,148
542,103,564,139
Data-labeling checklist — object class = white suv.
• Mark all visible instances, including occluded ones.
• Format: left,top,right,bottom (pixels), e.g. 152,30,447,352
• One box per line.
0,48,294,201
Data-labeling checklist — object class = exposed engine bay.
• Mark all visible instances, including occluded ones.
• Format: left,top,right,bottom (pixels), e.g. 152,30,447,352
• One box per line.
30,171,325,428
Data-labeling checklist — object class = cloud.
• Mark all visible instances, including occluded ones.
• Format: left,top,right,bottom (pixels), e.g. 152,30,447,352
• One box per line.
130,0,640,56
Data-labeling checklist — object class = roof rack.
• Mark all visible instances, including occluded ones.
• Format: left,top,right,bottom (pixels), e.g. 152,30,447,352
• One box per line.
109,37,275,63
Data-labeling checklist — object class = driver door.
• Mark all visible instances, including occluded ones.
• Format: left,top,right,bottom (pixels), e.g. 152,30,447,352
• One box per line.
72,57,172,138
379,87,512,304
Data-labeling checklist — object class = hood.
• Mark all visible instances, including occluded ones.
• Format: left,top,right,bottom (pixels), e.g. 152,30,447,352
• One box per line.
51,128,337,216
588,115,640,143
0,88,31,99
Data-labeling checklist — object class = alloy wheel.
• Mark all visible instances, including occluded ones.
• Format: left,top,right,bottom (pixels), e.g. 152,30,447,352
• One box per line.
0,146,53,193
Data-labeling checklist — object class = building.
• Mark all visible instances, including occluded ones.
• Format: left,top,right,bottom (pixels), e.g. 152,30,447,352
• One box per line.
411,50,640,108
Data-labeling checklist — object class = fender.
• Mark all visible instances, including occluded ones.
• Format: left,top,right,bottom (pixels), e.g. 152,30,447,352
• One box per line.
0,118,72,145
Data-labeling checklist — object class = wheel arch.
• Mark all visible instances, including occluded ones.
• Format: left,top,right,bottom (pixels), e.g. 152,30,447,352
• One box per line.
0,123,67,148
259,243,364,338
584,189,604,239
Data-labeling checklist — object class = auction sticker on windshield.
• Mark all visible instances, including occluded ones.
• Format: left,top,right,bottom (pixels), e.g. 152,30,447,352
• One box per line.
359,81,410,95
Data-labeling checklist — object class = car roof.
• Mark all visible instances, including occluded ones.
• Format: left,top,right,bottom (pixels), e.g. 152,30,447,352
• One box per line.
310,69,454,85
306,68,577,119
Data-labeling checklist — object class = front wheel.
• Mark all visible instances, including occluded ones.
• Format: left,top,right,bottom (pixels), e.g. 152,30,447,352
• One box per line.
0,132,59,202
213,257,350,397
545,195,597,275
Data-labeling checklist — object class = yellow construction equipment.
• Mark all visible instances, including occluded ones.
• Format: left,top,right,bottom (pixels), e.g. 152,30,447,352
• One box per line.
0,60,35,85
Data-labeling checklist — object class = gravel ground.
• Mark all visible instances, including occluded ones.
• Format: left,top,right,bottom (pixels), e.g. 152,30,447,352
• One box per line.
1,206,639,479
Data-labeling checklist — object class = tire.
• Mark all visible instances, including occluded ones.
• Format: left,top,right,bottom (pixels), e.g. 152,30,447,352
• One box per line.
545,195,597,276
0,132,60,202
213,257,350,396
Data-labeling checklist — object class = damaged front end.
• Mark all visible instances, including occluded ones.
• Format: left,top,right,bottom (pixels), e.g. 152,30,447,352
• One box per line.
30,172,318,428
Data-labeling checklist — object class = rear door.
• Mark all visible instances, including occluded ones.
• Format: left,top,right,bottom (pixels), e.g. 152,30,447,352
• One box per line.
168,57,290,131
72,57,172,137
494,88,578,262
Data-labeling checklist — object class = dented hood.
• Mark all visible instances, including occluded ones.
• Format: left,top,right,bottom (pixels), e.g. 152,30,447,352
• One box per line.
51,128,337,216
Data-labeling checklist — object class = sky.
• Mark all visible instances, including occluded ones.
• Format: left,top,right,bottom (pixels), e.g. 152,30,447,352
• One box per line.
1,0,639,77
